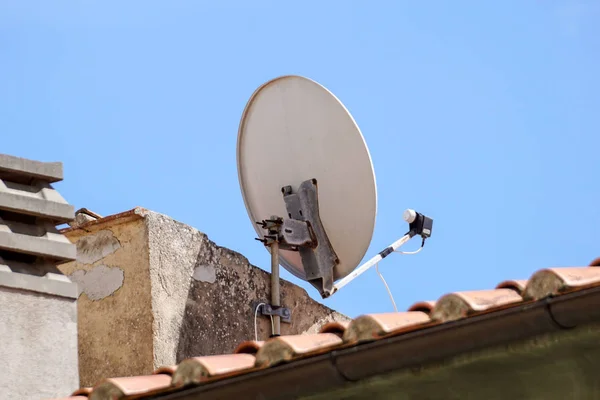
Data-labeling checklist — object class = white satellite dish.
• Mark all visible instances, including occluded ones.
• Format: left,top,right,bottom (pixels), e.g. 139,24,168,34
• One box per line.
237,75,433,335
237,75,377,284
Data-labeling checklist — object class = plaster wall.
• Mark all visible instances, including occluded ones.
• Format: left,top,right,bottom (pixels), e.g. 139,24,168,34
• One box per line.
59,217,154,387
0,287,78,399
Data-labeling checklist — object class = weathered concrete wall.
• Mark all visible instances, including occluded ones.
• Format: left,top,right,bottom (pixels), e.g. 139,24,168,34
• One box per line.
0,153,79,399
145,211,348,367
59,214,155,387
0,287,78,399
60,208,348,387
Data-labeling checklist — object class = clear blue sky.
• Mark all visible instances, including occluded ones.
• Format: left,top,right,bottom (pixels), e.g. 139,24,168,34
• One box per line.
2,1,598,318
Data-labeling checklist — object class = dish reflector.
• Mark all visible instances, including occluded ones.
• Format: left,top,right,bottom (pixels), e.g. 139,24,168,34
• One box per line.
237,75,377,283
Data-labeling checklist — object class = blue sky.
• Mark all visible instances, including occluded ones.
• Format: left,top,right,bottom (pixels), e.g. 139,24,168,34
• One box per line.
2,1,599,318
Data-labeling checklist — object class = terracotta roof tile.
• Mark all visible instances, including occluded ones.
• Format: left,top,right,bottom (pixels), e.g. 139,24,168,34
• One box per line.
171,354,256,387
153,366,178,376
430,289,523,322
407,300,436,313
495,279,528,294
318,320,350,337
71,387,92,396
523,267,600,300
343,312,431,344
49,397,87,400
234,340,264,354
88,374,172,400
255,333,344,368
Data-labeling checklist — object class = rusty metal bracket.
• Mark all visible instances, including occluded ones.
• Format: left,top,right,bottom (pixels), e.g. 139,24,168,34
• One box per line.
255,179,338,314
261,304,292,323
281,179,339,298
255,217,315,250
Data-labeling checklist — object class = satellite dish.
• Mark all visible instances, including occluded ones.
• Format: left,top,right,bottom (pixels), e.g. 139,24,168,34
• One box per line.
237,75,434,337
237,75,377,294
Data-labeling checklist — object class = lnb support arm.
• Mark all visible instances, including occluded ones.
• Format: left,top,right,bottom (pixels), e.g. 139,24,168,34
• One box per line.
328,209,433,297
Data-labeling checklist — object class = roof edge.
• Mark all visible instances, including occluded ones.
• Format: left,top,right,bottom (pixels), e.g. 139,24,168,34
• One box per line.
158,285,600,400
60,207,148,235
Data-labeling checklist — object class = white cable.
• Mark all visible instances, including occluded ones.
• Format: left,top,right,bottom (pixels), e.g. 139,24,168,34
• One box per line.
376,244,423,312
394,238,425,255
394,246,423,255
375,262,398,312
254,302,275,341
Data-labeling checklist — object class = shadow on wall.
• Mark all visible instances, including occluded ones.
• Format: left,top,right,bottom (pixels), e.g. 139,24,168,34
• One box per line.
176,242,345,362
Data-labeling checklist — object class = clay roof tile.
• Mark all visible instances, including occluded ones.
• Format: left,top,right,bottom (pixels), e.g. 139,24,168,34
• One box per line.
430,289,523,322
88,374,172,400
343,312,431,344
171,354,256,387
523,267,600,300
407,300,437,313
318,320,351,337
495,279,529,294
254,333,343,368
71,387,92,396
153,365,178,376
234,340,265,355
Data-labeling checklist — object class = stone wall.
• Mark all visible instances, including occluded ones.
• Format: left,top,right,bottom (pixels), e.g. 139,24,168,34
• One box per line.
145,211,348,365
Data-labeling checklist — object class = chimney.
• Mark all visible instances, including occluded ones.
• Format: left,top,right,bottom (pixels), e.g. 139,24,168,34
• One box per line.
0,154,79,399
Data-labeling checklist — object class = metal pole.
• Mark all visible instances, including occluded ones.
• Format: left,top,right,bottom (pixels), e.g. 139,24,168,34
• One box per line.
270,240,281,335
331,233,412,294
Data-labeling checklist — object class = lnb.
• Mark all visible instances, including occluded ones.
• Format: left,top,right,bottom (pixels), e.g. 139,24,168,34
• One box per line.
403,209,433,239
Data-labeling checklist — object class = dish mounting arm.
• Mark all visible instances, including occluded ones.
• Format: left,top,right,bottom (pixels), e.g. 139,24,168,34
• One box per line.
256,178,339,300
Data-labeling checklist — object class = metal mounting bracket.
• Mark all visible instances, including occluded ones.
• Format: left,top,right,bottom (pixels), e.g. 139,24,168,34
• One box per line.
281,179,339,298
260,304,292,323
255,179,339,298
254,178,339,336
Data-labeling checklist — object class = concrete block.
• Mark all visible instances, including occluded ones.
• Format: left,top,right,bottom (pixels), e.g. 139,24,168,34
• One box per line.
0,179,74,223
0,268,78,298
0,255,65,277
0,285,79,399
0,218,76,262
0,153,63,183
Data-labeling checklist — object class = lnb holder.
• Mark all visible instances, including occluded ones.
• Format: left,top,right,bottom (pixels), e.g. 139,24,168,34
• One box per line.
403,209,433,239
330,208,433,296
